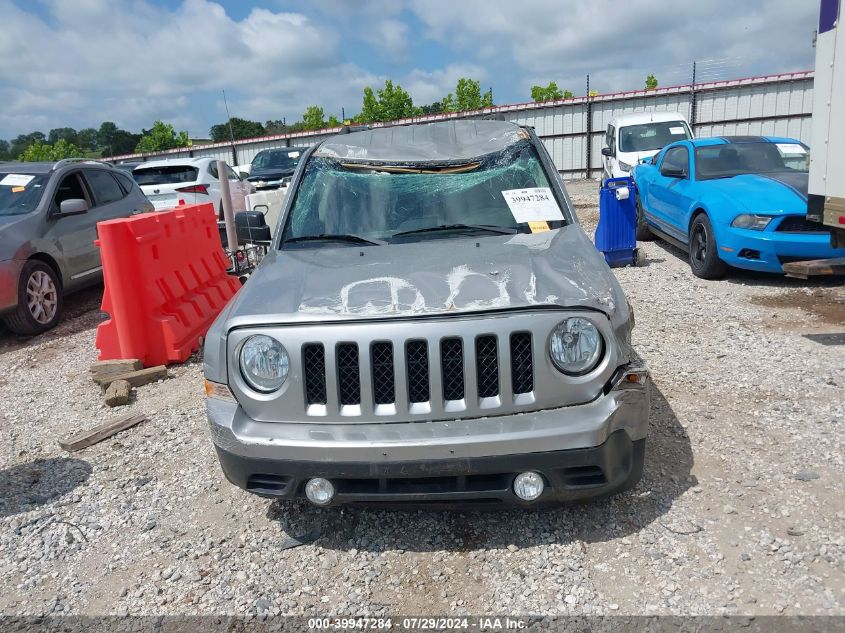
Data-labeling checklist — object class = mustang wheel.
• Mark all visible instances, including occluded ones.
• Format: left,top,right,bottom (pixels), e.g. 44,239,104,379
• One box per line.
688,214,727,279
3,260,64,335
635,197,654,241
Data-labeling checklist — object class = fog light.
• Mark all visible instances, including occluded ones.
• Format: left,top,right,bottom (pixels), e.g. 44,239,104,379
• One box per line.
305,478,335,505
513,472,545,501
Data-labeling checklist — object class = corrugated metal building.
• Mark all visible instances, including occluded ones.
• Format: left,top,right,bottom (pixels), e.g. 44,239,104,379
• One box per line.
112,71,813,179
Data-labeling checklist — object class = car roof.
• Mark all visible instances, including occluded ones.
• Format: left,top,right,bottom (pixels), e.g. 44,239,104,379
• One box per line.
257,146,310,153
688,135,802,148
134,157,212,169
0,160,119,174
315,119,527,162
610,111,687,126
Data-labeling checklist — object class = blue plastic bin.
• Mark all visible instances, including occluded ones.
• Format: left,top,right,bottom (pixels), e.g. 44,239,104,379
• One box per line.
595,177,639,267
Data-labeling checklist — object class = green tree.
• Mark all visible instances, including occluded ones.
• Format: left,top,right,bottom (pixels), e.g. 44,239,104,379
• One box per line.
97,122,119,152
441,78,493,112
417,101,443,115
209,117,265,142
77,128,99,151
48,127,79,146
19,139,83,161
327,115,341,127
530,81,572,102
0,140,10,160
134,121,190,154
645,74,658,90
10,132,46,158
302,106,326,130
109,130,142,156
357,80,414,123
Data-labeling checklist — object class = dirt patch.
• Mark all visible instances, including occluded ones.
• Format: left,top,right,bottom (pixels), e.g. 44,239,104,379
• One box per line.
751,287,845,327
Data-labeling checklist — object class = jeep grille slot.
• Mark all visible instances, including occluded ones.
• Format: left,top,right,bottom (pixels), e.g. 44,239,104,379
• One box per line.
476,335,499,398
371,342,395,405
337,343,361,405
406,340,430,403
510,332,534,394
303,343,327,405
440,338,465,401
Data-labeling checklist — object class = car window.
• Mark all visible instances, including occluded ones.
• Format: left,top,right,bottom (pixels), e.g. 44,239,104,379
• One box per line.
226,165,240,181
252,149,302,170
695,142,809,180
0,172,49,216
133,166,199,185
54,172,90,207
114,172,136,194
85,170,125,206
208,162,219,179
660,146,689,175
619,121,692,152
281,140,563,248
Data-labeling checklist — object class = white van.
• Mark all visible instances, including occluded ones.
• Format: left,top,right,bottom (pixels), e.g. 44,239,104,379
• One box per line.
602,112,693,179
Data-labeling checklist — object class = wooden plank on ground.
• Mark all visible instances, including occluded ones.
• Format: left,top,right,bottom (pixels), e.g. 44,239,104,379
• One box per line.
58,413,147,452
93,365,168,388
783,257,845,279
89,359,142,375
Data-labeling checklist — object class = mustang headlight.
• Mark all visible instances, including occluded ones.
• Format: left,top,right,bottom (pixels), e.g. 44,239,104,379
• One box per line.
240,335,289,392
731,214,773,230
549,318,603,375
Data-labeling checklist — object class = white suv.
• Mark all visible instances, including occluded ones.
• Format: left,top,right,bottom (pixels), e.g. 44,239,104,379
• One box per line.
132,157,254,216
602,112,693,179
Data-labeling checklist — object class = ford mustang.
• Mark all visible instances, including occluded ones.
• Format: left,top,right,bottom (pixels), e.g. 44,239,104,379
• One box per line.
632,136,845,278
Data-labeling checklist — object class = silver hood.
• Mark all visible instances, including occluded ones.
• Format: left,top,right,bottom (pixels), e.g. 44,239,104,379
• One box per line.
220,225,627,327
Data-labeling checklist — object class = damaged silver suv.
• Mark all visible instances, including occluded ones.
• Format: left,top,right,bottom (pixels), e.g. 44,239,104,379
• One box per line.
203,120,649,506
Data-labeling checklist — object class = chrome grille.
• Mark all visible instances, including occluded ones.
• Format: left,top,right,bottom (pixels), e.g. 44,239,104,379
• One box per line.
371,342,395,405
337,343,361,405
406,340,430,403
440,338,465,401
510,332,534,394
302,343,327,405
476,335,500,398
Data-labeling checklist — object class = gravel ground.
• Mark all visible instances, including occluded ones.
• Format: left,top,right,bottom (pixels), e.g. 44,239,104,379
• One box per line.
0,179,843,618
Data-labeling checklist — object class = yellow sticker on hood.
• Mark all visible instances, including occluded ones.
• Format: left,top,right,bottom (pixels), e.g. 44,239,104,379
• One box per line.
528,221,550,233
11,186,25,193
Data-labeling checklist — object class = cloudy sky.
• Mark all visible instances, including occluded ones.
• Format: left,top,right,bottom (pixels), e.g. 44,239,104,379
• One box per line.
0,0,819,139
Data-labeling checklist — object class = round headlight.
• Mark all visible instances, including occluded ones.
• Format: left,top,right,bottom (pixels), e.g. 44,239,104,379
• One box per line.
549,317,603,375
240,335,289,392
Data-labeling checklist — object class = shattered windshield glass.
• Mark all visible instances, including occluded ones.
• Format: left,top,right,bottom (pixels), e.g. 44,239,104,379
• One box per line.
280,140,565,248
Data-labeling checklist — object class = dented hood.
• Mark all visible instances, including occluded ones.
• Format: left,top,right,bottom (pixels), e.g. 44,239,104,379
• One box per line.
222,225,624,329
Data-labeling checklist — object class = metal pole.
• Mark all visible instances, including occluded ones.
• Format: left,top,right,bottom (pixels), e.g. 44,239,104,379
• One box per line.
690,61,698,130
585,74,592,180
223,90,238,166
217,160,238,251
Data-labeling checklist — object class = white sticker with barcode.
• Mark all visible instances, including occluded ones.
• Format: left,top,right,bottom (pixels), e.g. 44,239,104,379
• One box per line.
501,187,563,223
669,126,685,135
0,174,35,187
288,151,300,158
776,143,806,155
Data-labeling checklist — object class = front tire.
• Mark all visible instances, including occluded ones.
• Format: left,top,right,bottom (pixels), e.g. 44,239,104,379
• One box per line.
3,260,64,335
688,214,727,279
635,197,654,241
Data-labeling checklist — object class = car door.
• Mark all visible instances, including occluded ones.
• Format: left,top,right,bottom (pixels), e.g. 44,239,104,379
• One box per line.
647,145,696,241
78,169,136,276
43,170,99,283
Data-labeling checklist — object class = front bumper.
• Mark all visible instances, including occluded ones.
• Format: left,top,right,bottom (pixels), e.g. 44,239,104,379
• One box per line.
206,368,649,505
0,259,25,314
718,226,845,273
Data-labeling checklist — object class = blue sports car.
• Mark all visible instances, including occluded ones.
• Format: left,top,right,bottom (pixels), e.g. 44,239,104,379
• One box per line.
632,136,845,278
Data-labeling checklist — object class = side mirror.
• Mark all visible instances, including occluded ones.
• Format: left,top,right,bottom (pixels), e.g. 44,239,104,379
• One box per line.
238,171,249,180
660,166,687,179
601,147,612,157
58,199,89,216
235,210,272,243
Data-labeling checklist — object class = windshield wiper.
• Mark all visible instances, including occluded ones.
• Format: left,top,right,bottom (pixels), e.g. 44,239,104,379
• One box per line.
392,224,518,238
283,233,387,246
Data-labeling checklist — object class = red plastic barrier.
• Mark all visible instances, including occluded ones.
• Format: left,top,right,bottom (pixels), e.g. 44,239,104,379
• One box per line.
95,203,240,366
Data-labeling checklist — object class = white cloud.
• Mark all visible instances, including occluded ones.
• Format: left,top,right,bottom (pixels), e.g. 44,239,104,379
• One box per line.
365,19,411,59
403,64,489,105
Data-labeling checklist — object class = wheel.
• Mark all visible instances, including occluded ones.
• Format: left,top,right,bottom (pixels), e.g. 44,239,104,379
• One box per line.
688,214,727,279
632,248,641,267
3,260,64,335
635,197,654,241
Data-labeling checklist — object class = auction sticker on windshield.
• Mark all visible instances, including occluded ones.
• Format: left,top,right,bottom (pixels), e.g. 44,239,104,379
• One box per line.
0,174,35,187
501,187,563,223
776,143,806,155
